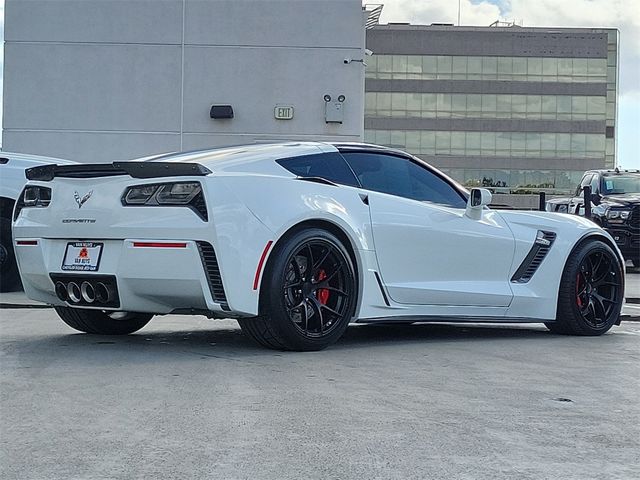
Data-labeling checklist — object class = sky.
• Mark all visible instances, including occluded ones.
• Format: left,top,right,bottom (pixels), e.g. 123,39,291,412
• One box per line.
0,0,637,167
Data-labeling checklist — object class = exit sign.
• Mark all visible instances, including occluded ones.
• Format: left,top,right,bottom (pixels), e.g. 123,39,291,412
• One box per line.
274,105,294,120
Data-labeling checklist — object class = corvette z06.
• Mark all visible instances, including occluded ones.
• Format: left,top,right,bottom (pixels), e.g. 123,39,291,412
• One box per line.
13,143,625,350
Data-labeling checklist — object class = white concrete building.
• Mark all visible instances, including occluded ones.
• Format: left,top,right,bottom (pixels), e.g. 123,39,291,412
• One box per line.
3,0,367,162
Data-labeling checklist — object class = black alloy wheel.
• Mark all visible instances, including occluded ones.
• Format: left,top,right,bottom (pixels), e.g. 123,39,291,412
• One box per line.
282,239,353,338
574,250,623,329
547,239,623,335
238,228,357,351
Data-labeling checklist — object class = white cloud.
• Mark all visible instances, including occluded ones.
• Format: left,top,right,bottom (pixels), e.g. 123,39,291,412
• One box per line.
379,0,501,27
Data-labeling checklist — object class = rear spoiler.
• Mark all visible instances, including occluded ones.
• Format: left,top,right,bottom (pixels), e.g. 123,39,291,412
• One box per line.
26,162,212,181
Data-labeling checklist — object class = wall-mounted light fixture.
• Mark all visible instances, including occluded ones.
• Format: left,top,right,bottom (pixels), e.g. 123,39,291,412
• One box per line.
210,105,234,119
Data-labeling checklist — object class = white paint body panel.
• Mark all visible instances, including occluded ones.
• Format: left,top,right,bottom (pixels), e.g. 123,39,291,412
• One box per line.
0,151,73,203
13,142,624,323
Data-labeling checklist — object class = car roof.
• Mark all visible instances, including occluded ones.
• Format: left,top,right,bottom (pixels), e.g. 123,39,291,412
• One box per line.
131,141,414,175
587,169,640,176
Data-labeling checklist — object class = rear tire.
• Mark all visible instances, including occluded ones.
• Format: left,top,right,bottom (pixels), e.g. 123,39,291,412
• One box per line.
54,307,153,335
239,228,357,351
0,216,21,292
546,239,623,335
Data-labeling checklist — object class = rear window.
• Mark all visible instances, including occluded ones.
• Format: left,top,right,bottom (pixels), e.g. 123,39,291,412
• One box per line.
277,153,360,187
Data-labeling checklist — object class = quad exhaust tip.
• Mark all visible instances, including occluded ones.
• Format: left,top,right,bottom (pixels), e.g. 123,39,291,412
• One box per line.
66,282,81,303
95,282,112,304
80,282,95,303
55,280,112,305
55,281,68,301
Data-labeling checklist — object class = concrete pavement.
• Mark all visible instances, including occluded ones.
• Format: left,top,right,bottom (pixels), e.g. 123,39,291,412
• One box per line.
1,308,639,479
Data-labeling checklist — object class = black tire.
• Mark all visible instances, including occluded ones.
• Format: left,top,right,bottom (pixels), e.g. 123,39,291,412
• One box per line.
546,239,624,335
54,307,153,335
0,216,21,292
239,228,357,351
632,259,639,269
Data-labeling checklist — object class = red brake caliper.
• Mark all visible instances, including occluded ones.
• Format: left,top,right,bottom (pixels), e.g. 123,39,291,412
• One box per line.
316,269,330,305
576,273,584,308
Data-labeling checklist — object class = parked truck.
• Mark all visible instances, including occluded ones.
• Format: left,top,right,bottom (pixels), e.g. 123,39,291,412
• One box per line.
546,169,640,266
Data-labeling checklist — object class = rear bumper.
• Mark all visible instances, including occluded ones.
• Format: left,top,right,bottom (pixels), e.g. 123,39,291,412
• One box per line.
15,238,230,314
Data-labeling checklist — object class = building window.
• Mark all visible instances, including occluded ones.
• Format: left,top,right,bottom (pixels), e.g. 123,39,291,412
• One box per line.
365,92,606,121
364,129,606,160
366,55,608,83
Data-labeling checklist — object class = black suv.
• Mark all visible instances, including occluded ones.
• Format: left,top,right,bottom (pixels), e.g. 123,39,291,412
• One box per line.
546,169,640,266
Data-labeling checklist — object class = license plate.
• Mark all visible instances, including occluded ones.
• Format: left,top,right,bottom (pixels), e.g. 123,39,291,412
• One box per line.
61,242,104,271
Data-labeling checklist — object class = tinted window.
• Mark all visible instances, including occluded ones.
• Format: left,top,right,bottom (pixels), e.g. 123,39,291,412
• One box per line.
277,153,359,187
576,174,593,196
342,152,466,208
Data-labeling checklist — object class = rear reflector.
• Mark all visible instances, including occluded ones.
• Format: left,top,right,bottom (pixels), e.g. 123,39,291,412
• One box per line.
253,240,274,290
16,240,38,246
132,242,188,248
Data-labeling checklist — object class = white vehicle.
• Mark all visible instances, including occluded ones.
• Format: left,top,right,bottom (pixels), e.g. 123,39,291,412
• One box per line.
0,151,74,291
13,143,625,350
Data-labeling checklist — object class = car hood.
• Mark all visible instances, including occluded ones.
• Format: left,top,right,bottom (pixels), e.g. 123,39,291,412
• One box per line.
600,192,640,207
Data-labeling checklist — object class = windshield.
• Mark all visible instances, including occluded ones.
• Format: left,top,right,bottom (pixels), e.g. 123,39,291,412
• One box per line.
601,175,640,195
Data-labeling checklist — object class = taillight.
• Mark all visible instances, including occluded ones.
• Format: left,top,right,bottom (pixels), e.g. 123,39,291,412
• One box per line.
14,186,52,220
121,182,208,221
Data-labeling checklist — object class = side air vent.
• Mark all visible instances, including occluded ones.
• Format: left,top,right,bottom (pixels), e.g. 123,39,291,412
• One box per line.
511,231,557,283
196,241,229,310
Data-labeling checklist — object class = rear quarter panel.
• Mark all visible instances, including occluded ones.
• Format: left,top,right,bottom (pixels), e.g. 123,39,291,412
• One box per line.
214,174,382,317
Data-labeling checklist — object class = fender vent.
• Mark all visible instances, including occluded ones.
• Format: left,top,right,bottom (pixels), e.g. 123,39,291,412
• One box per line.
511,231,557,283
196,241,229,310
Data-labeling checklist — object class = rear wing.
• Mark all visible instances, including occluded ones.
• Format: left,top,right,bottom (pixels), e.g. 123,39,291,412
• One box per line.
26,162,212,181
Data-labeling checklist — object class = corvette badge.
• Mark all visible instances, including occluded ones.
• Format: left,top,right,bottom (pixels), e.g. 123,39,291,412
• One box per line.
74,190,93,209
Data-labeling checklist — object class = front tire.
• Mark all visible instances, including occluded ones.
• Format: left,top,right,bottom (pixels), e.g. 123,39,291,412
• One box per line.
239,228,357,351
54,307,153,335
547,239,624,335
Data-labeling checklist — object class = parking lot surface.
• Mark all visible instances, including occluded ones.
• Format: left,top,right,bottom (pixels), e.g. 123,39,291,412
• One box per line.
1,307,639,480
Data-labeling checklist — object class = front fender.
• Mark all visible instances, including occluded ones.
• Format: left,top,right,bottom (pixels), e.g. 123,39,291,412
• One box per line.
498,210,622,319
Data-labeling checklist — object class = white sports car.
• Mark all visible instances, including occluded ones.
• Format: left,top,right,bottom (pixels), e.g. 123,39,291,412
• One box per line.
1,151,74,291
14,142,625,350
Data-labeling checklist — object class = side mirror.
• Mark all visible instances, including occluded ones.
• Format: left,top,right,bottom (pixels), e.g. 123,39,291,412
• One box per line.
465,188,492,220
591,192,601,205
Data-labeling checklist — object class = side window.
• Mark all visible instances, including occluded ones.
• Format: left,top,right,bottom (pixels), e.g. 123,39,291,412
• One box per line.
276,153,359,187
342,152,467,208
576,174,593,196
589,174,600,194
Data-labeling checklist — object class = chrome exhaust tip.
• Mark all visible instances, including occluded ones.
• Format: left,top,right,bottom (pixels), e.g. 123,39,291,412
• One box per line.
95,282,111,304
80,282,96,303
55,281,68,301
67,282,81,303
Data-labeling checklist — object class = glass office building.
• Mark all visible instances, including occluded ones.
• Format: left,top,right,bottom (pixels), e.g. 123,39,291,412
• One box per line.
365,24,619,192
